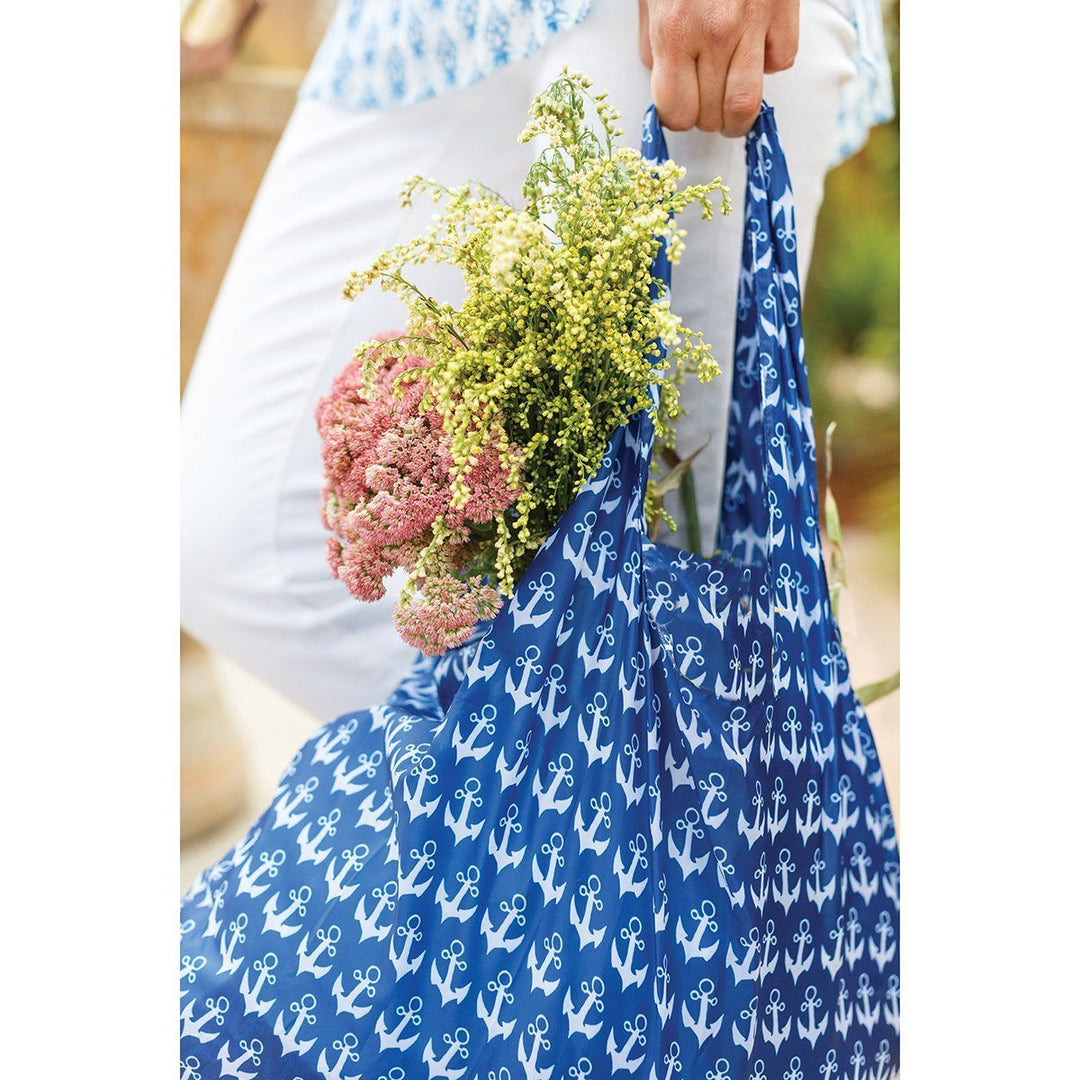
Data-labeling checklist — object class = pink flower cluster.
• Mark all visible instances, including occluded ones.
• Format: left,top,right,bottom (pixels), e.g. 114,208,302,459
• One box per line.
316,337,517,655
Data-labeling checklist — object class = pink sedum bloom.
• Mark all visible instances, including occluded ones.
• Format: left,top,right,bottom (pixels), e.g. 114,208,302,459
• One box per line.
316,336,518,654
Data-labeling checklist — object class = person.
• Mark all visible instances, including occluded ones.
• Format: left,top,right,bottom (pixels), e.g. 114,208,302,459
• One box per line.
180,0,893,719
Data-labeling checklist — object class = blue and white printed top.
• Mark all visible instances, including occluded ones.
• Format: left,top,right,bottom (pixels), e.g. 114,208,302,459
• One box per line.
301,0,894,164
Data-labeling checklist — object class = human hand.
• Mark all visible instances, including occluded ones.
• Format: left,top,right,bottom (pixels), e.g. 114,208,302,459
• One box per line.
638,0,799,135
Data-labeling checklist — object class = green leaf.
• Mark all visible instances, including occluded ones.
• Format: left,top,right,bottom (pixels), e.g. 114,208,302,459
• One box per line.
855,670,900,707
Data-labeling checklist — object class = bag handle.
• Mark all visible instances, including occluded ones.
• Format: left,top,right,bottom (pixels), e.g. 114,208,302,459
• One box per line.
715,105,830,613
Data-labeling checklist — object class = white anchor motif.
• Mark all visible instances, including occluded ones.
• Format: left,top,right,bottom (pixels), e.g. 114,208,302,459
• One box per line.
797,984,830,1048
331,748,382,796
296,807,340,866
531,831,567,906
726,926,761,985
271,777,318,831
767,776,790,839
615,551,642,626
883,974,900,1035
355,880,397,941
834,978,854,1039
721,704,754,773
310,716,357,767
316,1032,362,1080
398,839,438,898
574,791,613,857
613,832,649,898
505,644,544,713
489,802,527,870
822,915,846,979
388,913,425,976
563,976,605,1039
731,996,759,1057
577,613,617,676
273,992,317,1057
477,970,517,1040
650,1039,682,1080
697,771,729,830
422,1027,471,1080
238,953,277,1017
813,641,851,706
778,704,807,772
581,528,618,598
675,698,712,753
773,847,803,913
444,775,484,845
612,916,648,989
676,899,720,962
261,886,311,938
430,940,471,1005
536,664,571,731
698,568,733,634
569,875,606,949
532,753,574,816
750,849,771,912
495,729,531,790
713,844,747,908
615,734,646,811
762,987,792,1051
653,956,674,1026
619,655,647,715
668,807,710,879
578,691,614,766
807,847,838,911
449,708,494,768
607,1014,648,1075
235,848,285,900
854,973,881,1033
401,753,441,820
481,892,528,953
375,995,423,1053
324,842,369,904
295,923,341,979
517,1016,554,1080
683,977,725,1047
737,780,766,848
785,917,815,983
180,1054,202,1080
845,907,867,969
848,841,881,904
808,712,836,768
217,912,248,976
464,636,501,685
180,995,228,1044
217,1037,263,1080
796,778,822,844
526,932,563,996
332,963,381,1019
354,787,393,832
509,571,557,631
436,865,481,922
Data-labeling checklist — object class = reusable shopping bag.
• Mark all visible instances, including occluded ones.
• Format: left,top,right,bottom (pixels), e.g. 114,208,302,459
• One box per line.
180,104,900,1080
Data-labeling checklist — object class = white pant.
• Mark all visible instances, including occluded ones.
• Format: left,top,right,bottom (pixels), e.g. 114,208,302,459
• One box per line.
181,0,858,719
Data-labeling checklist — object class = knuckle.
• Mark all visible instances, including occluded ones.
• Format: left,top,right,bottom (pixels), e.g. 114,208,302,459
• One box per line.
725,90,761,126
655,11,692,50
700,11,733,48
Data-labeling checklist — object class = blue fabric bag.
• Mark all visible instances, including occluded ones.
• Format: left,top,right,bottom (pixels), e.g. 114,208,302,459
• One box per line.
181,105,900,1080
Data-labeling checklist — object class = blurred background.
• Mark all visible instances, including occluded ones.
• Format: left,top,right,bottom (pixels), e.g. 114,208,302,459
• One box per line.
180,0,900,885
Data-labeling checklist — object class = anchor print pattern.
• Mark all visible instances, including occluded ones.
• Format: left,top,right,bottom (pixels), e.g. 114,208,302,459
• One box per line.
180,106,899,1079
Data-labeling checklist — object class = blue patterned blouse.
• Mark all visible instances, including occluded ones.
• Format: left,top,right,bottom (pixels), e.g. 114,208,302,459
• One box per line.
300,0,894,165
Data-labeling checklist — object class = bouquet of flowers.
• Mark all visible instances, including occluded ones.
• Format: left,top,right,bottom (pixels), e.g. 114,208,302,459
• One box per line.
317,72,731,654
